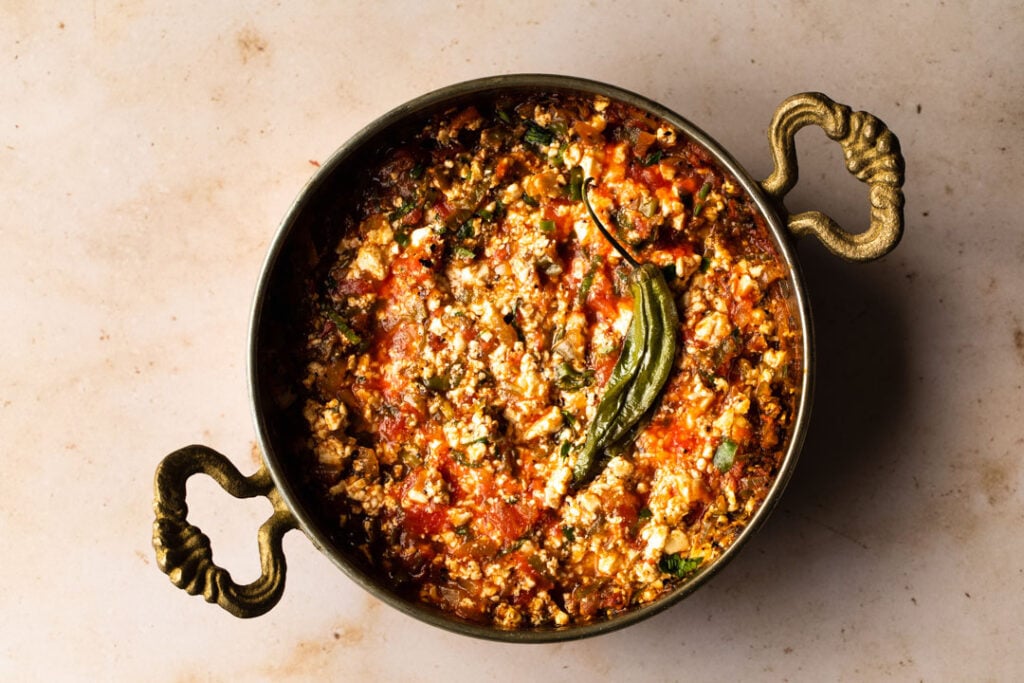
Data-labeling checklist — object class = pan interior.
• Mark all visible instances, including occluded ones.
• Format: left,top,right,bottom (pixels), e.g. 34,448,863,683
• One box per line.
248,75,811,642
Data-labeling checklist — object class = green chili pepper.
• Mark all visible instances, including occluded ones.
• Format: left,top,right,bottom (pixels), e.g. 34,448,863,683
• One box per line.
572,179,678,487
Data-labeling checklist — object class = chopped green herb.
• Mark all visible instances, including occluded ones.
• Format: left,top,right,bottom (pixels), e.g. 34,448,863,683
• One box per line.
522,192,539,207
394,231,411,248
524,121,555,146
500,537,527,555
453,246,475,260
399,447,422,468
451,449,481,468
539,219,556,233
555,362,594,391
578,256,602,305
454,524,470,536
496,109,512,124
552,141,567,166
559,440,571,460
661,263,677,282
692,179,713,216
388,200,416,222
456,222,475,239
568,166,584,201
640,197,659,218
712,328,741,367
713,438,738,473
324,310,362,345
504,297,525,342
409,163,425,180
613,207,634,231
643,149,663,166
659,553,703,578
560,410,576,428
697,367,719,389
462,436,490,446
699,256,711,273
537,256,563,275
638,507,652,520
562,525,576,542
418,374,451,393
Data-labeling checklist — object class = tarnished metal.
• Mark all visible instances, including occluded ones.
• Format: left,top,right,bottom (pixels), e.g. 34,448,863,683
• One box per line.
761,92,905,261
153,444,297,617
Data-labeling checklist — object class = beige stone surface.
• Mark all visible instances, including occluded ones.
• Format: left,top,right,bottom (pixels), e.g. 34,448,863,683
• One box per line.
2,1,1022,680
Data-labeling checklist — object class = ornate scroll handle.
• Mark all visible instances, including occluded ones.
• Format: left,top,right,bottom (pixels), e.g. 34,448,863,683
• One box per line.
760,92,905,261
153,445,297,618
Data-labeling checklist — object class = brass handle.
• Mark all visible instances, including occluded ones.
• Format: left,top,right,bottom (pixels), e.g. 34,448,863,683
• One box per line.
152,445,297,618
760,92,905,261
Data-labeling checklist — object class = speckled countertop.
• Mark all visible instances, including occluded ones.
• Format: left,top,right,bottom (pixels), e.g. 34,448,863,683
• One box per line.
3,2,1022,680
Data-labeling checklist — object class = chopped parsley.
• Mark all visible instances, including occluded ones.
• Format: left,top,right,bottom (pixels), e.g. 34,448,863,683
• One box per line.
643,149,663,166
568,166,584,201
578,256,603,304
388,200,416,222
659,553,702,578
555,362,594,391
451,449,481,468
323,310,362,345
713,438,738,473
692,179,713,216
524,121,555,146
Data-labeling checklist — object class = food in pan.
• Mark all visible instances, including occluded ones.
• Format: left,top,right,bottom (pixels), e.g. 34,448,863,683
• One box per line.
297,92,801,628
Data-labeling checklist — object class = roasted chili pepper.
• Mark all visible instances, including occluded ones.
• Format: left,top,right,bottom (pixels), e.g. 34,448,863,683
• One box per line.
572,179,679,487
